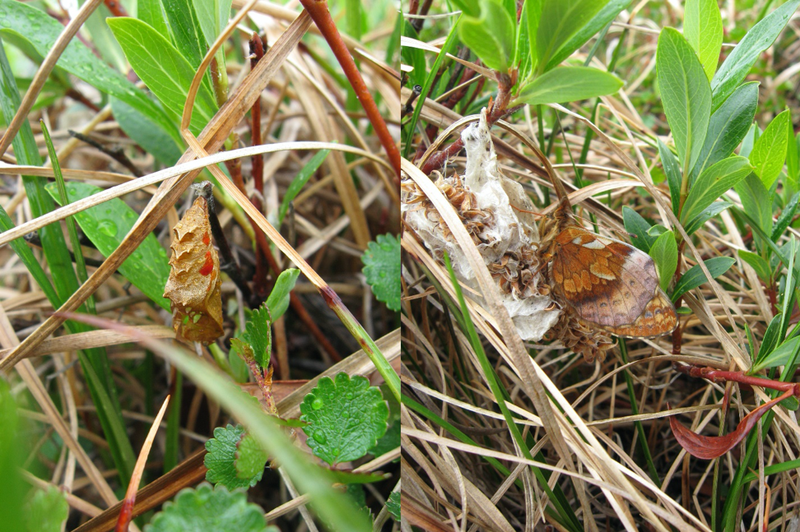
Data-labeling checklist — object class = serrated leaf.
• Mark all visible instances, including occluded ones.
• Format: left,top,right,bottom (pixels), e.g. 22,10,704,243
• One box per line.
240,303,271,369
458,0,516,73
362,234,401,311
672,257,735,302
300,373,389,466
144,483,269,532
204,425,259,490
266,268,300,322
710,0,800,110
45,182,171,311
681,156,752,224
369,420,399,458
515,66,622,105
622,206,656,252
235,434,268,482
657,27,711,173
750,109,791,189
738,249,771,282
683,0,722,80
23,487,68,532
649,231,678,292
387,491,401,520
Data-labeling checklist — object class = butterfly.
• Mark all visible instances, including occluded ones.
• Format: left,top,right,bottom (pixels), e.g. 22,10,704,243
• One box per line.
535,153,678,338
547,224,678,337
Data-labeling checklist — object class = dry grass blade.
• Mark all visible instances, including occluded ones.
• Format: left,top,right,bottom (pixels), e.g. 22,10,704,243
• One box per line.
0,11,312,371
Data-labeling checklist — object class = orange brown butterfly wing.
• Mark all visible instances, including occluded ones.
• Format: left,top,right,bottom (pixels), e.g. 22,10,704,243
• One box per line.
163,196,224,343
550,226,677,338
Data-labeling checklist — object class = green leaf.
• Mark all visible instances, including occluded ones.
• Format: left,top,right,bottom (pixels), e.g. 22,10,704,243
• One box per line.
138,0,170,37
681,156,753,224
138,328,373,531
279,150,330,226
145,483,269,532
23,487,68,532
750,109,791,189
386,491,401,521
162,0,208,70
369,420,399,458
400,24,427,87
235,434,268,483
239,303,272,369
520,0,541,77
45,182,171,311
0,0,177,144
362,234,401,311
0,380,25,532
458,0,516,73
111,97,183,166
515,66,622,105
735,173,772,249
689,81,758,185
772,192,800,241
265,268,300,323
683,0,722,81
787,124,799,184
684,201,733,236
205,424,261,489
83,4,129,73
752,336,800,373
544,0,630,71
622,206,656,252
107,17,218,134
649,231,678,291
656,27,711,173
672,257,735,301
658,139,682,217
194,0,233,51
536,0,605,72
738,249,771,281
710,0,800,110
758,314,783,361
300,373,389,466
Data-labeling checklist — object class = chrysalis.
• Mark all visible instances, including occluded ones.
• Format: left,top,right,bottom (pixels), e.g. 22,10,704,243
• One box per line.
163,196,223,343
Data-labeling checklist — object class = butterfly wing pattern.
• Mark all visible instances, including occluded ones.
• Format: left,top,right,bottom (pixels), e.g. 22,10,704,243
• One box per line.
550,226,677,338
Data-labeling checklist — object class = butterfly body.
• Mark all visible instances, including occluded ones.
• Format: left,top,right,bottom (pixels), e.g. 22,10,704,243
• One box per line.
548,225,678,338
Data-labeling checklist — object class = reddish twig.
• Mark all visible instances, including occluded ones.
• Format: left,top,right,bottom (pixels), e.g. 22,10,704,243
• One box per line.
297,0,399,180
249,33,269,299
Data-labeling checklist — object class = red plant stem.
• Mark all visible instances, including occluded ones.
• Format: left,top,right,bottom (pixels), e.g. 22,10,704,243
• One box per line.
249,33,268,299
103,0,127,16
419,74,515,175
674,363,800,395
297,0,399,180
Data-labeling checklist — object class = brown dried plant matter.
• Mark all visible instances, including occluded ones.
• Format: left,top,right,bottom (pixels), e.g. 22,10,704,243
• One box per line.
163,196,223,344
402,171,544,299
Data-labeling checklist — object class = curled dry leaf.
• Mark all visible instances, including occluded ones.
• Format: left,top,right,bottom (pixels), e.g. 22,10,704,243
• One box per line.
669,390,792,460
163,196,223,343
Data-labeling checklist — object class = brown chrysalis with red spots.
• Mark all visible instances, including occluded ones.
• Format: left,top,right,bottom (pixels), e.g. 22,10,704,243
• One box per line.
163,196,223,343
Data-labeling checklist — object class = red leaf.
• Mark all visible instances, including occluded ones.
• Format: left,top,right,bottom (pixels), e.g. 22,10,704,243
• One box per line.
669,391,791,460
163,197,223,343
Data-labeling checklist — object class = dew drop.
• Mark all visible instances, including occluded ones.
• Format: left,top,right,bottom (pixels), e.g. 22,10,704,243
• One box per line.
311,398,323,410
97,220,117,237
313,432,327,444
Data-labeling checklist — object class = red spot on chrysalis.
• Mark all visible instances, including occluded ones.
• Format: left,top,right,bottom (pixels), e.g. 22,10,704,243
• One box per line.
202,231,210,246
199,251,214,276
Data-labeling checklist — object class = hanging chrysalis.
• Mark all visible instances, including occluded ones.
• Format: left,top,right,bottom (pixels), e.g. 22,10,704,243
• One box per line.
163,195,224,343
